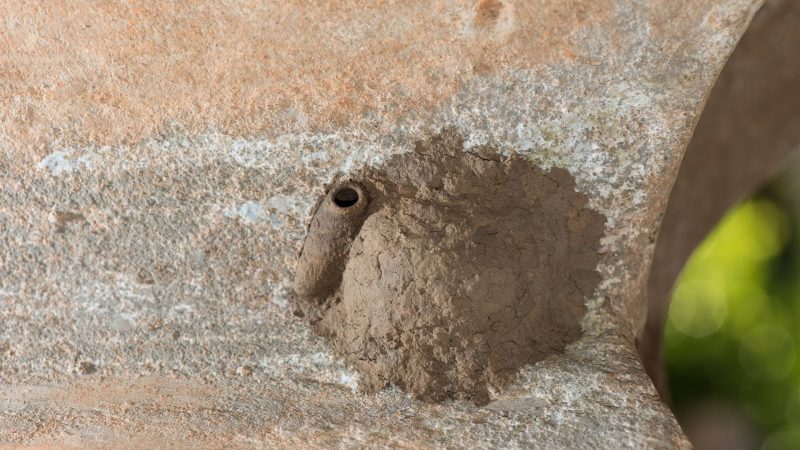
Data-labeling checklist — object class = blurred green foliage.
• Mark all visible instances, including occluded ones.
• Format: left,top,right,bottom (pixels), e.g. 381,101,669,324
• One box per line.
665,191,800,448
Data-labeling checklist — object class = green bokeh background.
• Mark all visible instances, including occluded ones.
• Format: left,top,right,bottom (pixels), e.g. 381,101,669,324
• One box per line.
665,162,800,449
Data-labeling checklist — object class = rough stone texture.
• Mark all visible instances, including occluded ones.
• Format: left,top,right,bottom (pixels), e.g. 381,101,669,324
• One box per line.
298,129,605,404
0,0,762,447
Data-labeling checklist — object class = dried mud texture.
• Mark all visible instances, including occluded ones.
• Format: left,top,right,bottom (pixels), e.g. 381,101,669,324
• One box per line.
295,130,606,403
294,182,371,300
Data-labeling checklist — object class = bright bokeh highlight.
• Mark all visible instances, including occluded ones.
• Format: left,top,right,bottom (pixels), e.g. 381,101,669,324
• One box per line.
666,198,800,447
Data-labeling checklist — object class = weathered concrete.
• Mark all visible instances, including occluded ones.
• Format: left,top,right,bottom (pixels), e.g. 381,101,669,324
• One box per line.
0,0,762,447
